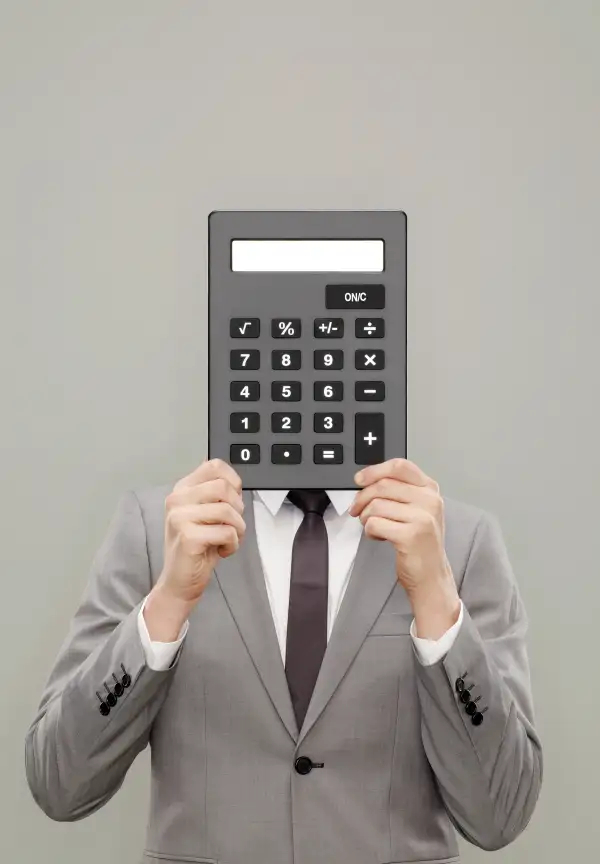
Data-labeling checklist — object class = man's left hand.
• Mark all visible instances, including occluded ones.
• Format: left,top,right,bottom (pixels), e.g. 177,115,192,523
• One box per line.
349,458,461,639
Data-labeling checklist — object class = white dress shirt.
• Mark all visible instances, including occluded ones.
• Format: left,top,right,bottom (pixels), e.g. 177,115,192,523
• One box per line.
138,489,464,671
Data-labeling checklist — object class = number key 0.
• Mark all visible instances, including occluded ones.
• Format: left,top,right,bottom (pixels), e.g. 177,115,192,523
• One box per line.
230,444,260,464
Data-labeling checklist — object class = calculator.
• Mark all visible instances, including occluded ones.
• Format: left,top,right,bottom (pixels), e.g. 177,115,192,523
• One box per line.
208,210,406,489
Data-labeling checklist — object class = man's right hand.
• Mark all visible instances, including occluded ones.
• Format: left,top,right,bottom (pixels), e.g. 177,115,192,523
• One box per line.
143,459,245,642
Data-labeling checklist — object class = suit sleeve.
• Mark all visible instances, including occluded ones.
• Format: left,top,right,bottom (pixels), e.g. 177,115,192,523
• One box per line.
412,511,543,851
25,490,180,822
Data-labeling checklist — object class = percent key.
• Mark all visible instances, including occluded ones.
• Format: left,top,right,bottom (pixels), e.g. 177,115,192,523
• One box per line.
272,318,301,338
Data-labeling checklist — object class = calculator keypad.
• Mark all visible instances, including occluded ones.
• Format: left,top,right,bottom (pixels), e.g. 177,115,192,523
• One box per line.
227,316,393,466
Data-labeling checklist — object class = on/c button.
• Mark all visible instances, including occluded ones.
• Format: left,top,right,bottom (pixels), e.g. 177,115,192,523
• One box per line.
325,284,385,309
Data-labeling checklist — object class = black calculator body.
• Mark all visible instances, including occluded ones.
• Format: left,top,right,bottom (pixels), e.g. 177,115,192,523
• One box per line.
208,210,406,489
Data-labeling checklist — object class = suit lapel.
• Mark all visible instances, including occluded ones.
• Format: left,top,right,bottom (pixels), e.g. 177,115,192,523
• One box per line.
214,491,299,741
214,491,400,746
296,528,399,746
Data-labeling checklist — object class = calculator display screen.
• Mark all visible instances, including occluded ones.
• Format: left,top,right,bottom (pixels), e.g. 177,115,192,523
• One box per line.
231,239,384,272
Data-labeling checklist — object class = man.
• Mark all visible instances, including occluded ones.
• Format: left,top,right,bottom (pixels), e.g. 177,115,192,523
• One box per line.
25,457,543,864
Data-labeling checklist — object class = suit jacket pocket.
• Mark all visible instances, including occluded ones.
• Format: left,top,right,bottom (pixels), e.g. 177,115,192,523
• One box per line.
143,851,217,863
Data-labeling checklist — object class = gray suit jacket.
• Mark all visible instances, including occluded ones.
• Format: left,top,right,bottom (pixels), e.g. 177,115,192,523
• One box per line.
25,487,543,864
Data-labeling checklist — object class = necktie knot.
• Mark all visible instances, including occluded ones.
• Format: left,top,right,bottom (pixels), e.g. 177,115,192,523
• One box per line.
287,488,330,518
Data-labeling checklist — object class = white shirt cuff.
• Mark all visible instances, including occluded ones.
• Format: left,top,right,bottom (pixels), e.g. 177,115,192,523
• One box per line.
137,595,189,671
410,600,464,666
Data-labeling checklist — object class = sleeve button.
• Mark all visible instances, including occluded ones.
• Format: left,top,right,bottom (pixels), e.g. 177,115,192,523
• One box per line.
472,711,484,726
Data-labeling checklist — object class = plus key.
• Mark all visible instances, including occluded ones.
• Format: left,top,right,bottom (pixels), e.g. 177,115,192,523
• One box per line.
355,413,385,465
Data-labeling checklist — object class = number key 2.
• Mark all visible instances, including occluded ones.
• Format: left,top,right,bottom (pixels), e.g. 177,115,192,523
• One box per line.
272,412,301,432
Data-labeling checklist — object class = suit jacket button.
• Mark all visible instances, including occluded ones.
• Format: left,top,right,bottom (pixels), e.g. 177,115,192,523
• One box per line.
106,691,117,708
122,673,132,688
472,711,484,726
460,689,471,704
99,702,110,716
465,701,478,716
455,677,465,692
294,756,313,775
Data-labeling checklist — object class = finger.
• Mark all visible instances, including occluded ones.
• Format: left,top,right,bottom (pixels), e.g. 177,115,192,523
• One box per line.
349,478,434,516
169,503,246,538
182,522,240,557
166,478,244,514
363,515,411,546
354,458,436,490
355,497,414,526
175,459,243,494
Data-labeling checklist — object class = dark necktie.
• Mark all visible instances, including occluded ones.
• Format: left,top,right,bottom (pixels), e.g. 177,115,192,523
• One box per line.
284,489,330,731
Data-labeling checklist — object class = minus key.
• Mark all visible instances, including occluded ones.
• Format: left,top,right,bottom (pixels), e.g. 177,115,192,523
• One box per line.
355,381,385,401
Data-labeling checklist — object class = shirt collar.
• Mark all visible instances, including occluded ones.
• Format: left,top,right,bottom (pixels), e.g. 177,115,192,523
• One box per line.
254,489,355,517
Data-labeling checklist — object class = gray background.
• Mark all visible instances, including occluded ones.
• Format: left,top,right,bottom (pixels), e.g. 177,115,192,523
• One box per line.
1,1,598,862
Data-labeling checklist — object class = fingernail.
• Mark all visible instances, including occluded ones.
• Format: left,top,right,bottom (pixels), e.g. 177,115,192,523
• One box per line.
355,471,365,484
